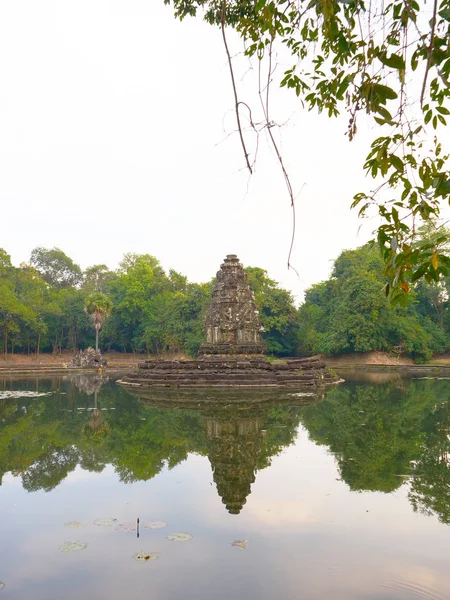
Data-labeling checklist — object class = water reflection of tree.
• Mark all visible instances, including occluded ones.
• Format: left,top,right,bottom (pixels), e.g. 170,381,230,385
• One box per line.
300,379,450,524
2,377,450,523
300,380,435,492
21,447,80,492
0,381,304,513
408,391,450,524
0,377,114,490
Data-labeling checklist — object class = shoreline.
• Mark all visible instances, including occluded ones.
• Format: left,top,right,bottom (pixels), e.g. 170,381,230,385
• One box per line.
1,362,450,377
2,349,450,377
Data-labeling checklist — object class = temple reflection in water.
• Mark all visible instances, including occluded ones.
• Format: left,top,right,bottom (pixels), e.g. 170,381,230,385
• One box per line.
205,411,265,514
138,388,322,514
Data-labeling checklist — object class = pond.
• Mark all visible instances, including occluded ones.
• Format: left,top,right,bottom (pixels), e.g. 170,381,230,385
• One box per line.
0,372,449,599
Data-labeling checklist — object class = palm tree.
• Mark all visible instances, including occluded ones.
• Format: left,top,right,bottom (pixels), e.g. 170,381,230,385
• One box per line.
84,292,112,351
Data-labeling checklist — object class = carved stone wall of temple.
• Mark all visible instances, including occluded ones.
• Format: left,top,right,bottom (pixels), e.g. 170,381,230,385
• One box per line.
199,255,266,356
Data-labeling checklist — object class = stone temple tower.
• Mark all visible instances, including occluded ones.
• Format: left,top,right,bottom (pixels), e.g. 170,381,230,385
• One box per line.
122,253,342,389
199,255,266,356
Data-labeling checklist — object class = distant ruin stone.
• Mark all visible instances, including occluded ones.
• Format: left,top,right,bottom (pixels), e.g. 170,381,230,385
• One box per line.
70,348,107,369
199,255,266,356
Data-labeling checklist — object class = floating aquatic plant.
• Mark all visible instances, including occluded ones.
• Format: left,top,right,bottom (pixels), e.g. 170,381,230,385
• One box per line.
133,552,159,562
114,522,136,532
0,582,5,590
144,521,167,529
231,539,248,549
167,532,192,542
93,518,117,527
59,541,88,552
64,521,85,528
0,391,53,400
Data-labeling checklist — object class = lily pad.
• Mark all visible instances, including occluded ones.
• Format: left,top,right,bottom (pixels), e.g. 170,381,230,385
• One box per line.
114,522,136,532
94,518,117,527
144,520,167,529
231,539,248,549
167,532,192,542
133,552,159,562
64,521,85,528
0,582,5,590
59,541,88,552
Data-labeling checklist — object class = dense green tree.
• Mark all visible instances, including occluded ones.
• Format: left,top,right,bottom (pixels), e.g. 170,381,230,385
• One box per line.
245,266,298,355
106,254,169,353
59,289,92,351
104,255,211,356
30,247,82,289
82,264,116,294
297,243,450,360
0,251,36,356
175,282,212,356
413,225,450,332
14,265,58,355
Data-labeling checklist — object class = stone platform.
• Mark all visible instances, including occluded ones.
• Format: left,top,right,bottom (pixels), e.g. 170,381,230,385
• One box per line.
119,355,341,389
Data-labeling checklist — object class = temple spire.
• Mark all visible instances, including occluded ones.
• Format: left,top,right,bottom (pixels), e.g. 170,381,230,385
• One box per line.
199,254,266,356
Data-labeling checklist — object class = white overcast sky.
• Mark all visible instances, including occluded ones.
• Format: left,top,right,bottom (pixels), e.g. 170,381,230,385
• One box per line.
0,0,380,302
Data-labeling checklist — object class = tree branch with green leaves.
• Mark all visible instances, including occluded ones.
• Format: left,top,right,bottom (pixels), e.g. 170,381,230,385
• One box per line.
164,0,450,303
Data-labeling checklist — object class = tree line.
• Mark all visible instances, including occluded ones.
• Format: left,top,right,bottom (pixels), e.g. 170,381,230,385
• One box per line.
0,247,296,357
298,226,450,361
1,229,450,361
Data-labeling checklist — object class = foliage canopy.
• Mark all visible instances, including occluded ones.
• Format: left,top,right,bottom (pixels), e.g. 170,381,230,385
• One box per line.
165,0,450,301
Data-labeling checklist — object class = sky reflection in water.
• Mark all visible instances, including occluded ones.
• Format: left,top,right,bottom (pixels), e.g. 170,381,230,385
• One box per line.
0,374,449,600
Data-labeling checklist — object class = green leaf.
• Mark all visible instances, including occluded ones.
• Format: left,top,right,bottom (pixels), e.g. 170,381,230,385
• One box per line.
411,264,428,282
390,155,404,172
435,179,450,196
373,84,398,101
438,7,450,20
378,51,405,70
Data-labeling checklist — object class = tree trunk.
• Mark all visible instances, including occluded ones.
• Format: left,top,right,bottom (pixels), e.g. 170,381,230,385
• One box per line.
439,302,444,330
4,327,8,358
37,333,41,357
95,327,99,352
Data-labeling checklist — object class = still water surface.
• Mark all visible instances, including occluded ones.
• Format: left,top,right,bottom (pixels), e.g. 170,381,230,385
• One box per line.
1,373,450,599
